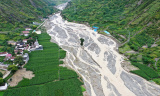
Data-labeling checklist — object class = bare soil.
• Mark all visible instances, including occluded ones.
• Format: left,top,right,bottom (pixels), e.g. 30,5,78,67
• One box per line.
8,68,34,87
121,61,139,72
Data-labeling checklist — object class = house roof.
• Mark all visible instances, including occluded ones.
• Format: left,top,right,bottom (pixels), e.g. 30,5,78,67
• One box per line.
25,27,31,29
17,42,25,45
23,39,28,42
10,57,15,59
0,52,8,55
6,54,12,57
22,31,29,34
104,31,110,34
8,40,16,43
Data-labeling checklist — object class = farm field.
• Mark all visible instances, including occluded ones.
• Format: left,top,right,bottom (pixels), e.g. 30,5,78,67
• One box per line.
3,33,83,96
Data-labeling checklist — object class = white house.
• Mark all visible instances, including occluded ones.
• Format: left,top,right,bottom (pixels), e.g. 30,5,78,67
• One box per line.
22,31,30,36
25,28,32,31
0,52,8,56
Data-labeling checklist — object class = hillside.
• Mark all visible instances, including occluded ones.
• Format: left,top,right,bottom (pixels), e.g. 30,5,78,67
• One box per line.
0,0,59,31
62,0,160,42
62,0,160,84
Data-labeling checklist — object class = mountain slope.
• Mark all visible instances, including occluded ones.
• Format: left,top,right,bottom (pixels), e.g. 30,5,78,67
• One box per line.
0,0,58,31
62,0,160,43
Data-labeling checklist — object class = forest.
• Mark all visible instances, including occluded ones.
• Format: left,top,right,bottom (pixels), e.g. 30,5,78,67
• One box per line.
0,0,59,31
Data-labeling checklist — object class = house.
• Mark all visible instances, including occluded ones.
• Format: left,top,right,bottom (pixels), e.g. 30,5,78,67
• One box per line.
25,28,32,31
23,53,29,64
4,54,12,61
8,41,16,46
14,49,23,55
22,31,30,36
10,57,15,61
34,40,43,50
35,30,41,34
30,40,43,51
23,39,28,43
16,46,25,50
16,42,25,47
24,44,30,50
33,22,41,25
0,52,8,56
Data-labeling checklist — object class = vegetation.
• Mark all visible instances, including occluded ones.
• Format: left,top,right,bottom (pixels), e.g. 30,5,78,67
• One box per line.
81,86,86,92
80,38,84,46
7,65,18,73
0,92,4,96
4,33,83,96
130,62,159,80
0,0,59,31
0,78,4,86
14,56,25,66
0,72,3,78
62,0,160,43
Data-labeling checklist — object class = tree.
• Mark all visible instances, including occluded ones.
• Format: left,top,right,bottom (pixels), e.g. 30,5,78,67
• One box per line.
80,38,84,46
32,25,37,29
0,78,4,86
14,56,25,66
0,72,3,78
7,65,18,73
27,39,34,46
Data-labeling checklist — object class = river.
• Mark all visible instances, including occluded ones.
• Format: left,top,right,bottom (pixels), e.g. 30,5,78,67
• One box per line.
44,3,160,96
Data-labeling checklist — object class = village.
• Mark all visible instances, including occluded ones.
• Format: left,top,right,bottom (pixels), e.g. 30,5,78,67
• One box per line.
0,28,43,90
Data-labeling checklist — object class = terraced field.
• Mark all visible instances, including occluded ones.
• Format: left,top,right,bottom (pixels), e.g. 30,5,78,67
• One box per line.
3,33,83,96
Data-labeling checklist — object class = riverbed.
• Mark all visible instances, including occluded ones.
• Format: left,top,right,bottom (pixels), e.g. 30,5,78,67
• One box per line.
44,3,160,96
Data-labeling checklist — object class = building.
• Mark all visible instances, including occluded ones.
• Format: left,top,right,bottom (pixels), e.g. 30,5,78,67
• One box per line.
23,53,29,64
8,41,16,46
34,40,43,50
22,31,30,36
23,39,28,43
0,52,8,56
4,54,12,61
35,30,41,34
33,22,41,25
25,28,32,31
16,42,25,47
10,57,15,61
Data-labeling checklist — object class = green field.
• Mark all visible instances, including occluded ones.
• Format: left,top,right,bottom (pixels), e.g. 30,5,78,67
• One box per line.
0,92,4,96
130,62,159,80
81,86,86,92
3,33,83,96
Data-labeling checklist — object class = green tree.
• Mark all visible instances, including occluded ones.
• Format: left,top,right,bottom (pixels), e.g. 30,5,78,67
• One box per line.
0,72,3,78
14,56,25,66
0,78,4,86
7,65,18,73
27,39,34,46
80,38,84,46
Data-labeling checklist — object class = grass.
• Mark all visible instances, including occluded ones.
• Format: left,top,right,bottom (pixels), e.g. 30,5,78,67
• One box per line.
130,62,159,80
0,92,4,96
119,44,132,54
81,86,86,92
153,78,160,85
